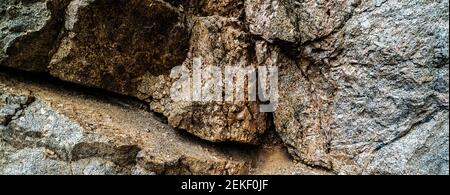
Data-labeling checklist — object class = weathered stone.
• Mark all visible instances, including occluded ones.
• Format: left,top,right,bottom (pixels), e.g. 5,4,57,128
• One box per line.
0,73,250,175
1,0,267,144
147,16,267,143
45,0,266,143
245,0,358,44
257,0,449,174
167,0,244,17
0,0,448,175
49,0,189,94
0,0,69,71
255,41,335,169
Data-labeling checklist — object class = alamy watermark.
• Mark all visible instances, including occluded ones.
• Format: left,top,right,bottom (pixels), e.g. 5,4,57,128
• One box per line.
170,57,278,112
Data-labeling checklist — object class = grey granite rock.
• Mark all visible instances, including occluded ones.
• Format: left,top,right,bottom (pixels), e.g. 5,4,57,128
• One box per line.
0,0,69,71
255,0,449,174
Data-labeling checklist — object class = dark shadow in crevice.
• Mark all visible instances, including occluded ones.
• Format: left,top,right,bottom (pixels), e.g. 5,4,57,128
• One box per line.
0,66,150,113
0,66,261,155
1,66,290,164
172,125,259,159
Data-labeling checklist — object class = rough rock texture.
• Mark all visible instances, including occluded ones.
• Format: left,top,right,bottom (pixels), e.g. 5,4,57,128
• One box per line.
49,0,189,94
245,0,358,44
167,0,244,17
0,0,69,71
0,73,250,175
0,0,449,175
1,0,266,144
0,71,328,175
250,0,449,174
153,16,267,143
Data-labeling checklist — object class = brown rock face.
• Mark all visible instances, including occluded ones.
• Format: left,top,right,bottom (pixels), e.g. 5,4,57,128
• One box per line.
162,16,267,143
0,0,269,144
253,41,334,169
0,72,250,175
133,16,268,143
49,0,189,94
251,0,449,174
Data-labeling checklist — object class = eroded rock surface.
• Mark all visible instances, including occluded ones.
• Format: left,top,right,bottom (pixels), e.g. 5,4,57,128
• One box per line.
254,0,449,174
245,0,359,44
152,16,267,143
0,0,448,175
1,0,266,144
0,0,69,71
167,0,244,17
0,73,250,175
49,0,190,94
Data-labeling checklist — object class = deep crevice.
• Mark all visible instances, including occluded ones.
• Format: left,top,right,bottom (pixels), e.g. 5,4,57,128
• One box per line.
0,48,308,174
0,65,263,156
0,65,151,113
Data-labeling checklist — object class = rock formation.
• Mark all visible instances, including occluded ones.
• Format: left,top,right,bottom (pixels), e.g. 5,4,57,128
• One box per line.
0,72,251,175
0,0,448,175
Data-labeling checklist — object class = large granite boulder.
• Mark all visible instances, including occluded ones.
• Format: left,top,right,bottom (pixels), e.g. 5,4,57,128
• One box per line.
248,0,449,174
